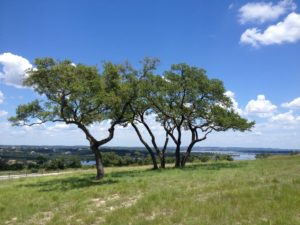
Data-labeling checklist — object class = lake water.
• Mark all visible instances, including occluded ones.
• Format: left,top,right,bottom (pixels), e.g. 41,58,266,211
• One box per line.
81,160,96,166
193,150,257,160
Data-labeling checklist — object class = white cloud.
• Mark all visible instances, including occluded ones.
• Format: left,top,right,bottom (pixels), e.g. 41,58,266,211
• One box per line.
282,97,300,109
240,12,300,47
0,91,4,104
225,90,243,115
0,91,7,117
245,95,277,117
270,110,300,124
46,123,74,131
0,110,8,117
0,52,32,88
239,0,296,24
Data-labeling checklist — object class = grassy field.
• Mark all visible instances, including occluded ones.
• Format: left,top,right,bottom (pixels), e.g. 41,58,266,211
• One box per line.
0,155,299,225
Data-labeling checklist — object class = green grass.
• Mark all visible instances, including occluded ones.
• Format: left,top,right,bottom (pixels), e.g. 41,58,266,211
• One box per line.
0,155,299,225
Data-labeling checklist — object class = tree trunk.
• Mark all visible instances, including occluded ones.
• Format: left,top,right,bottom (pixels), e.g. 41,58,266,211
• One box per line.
175,144,181,168
131,122,158,170
92,146,105,179
149,150,159,170
174,127,182,168
181,141,196,167
160,152,165,168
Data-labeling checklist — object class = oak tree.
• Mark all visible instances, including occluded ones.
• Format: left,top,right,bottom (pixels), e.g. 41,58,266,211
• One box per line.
9,58,131,179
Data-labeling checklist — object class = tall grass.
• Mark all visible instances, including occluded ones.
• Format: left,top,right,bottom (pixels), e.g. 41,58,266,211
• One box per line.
0,155,299,225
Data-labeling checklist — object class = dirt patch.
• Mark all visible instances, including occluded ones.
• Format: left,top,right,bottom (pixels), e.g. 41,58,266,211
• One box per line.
144,209,174,221
25,211,54,225
90,192,142,214
107,193,120,201
91,193,140,209
91,198,107,207
120,195,140,208
5,217,17,225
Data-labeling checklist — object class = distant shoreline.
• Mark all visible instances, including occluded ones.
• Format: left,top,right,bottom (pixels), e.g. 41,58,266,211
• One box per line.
1,145,299,152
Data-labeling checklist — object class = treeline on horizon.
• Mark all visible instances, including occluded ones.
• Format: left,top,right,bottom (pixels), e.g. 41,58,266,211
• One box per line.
9,57,254,179
0,150,235,172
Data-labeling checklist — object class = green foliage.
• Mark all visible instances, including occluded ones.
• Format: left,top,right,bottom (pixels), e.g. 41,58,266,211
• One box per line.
9,59,106,126
256,153,272,159
36,156,48,166
101,152,158,167
9,58,133,129
199,155,210,162
43,157,82,170
66,157,82,168
150,62,254,132
0,158,8,170
214,154,234,161
44,158,66,170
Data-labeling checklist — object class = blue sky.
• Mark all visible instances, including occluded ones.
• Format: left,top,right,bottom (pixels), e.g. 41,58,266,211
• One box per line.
1,0,300,148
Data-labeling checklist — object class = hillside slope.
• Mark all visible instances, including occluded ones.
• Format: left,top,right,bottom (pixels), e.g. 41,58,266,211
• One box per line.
0,155,299,225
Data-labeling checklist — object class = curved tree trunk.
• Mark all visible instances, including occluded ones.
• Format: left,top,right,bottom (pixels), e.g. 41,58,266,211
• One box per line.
92,146,105,179
131,122,158,169
181,141,197,167
149,149,159,170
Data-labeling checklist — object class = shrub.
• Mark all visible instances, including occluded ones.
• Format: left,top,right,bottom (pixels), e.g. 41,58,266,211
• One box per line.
199,155,210,162
256,153,271,159
66,157,82,168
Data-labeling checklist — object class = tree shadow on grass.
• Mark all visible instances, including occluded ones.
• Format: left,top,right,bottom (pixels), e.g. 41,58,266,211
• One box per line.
183,161,246,171
19,175,118,192
108,168,157,178
108,162,245,178
106,161,245,178
18,162,245,192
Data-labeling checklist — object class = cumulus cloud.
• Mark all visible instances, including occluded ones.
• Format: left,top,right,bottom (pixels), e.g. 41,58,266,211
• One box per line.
0,91,4,104
245,95,277,117
240,12,300,47
239,0,296,24
282,97,300,109
225,91,243,115
0,52,32,88
270,110,300,124
46,123,76,132
0,91,7,117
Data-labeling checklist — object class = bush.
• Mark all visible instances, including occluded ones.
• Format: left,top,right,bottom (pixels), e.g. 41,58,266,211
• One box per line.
36,155,48,166
30,168,39,173
256,153,271,159
66,157,82,168
27,162,39,170
9,163,25,170
44,158,65,170
0,158,8,170
225,155,234,161
199,155,210,162
214,154,234,161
